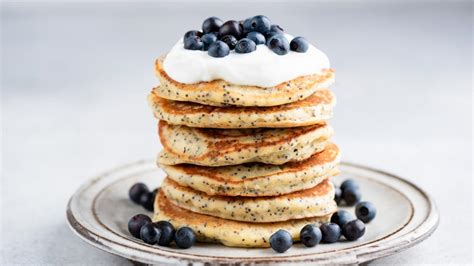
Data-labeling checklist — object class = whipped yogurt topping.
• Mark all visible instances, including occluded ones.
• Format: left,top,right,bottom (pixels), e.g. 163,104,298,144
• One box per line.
163,35,330,87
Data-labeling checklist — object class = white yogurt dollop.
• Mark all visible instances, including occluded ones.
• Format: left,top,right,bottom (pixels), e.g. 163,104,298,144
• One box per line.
163,35,330,87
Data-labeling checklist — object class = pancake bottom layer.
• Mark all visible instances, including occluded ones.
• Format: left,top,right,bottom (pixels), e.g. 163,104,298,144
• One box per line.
153,191,332,247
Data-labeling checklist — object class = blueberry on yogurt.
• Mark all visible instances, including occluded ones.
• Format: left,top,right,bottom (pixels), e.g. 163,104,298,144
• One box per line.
202,17,223,34
267,35,290,55
184,35,203,50
235,38,256,53
246,31,266,45
208,40,230,58
290,36,309,53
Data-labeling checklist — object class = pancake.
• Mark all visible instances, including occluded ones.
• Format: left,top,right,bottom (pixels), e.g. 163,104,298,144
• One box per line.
160,142,341,196
154,58,335,107
161,177,336,223
147,89,335,129
158,121,333,166
153,191,332,247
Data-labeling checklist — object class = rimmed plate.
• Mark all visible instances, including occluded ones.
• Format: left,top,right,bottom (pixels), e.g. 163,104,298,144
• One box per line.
66,161,439,265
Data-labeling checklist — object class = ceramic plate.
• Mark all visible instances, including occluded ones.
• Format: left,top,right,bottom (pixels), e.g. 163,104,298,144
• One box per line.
66,161,439,265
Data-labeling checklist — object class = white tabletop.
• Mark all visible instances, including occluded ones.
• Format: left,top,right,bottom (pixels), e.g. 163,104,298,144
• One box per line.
2,1,472,265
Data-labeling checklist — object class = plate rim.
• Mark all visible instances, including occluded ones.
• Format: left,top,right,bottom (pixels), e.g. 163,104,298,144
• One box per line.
66,160,439,265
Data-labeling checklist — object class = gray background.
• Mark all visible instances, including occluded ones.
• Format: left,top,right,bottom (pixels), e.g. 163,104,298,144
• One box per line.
2,0,472,265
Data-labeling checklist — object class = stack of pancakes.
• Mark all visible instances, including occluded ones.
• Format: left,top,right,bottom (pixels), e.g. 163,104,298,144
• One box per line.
147,58,340,247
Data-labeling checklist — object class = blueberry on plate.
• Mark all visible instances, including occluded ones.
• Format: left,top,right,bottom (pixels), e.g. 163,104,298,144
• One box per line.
128,214,151,238
218,20,243,39
151,187,159,198
320,223,341,243
270,229,293,253
220,35,238,50
342,219,366,241
139,191,154,211
330,210,354,227
334,186,342,205
299,224,322,247
202,17,223,34
249,15,271,34
235,38,256,54
340,179,359,192
290,36,309,53
184,35,204,50
129,183,149,204
154,220,175,246
208,40,230,58
343,187,361,206
201,33,217,51
246,31,266,45
140,223,161,245
175,227,196,249
183,30,202,41
355,201,377,223
270,24,284,34
267,35,290,55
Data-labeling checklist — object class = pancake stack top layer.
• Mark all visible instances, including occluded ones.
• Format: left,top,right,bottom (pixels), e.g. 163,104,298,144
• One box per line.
147,19,339,247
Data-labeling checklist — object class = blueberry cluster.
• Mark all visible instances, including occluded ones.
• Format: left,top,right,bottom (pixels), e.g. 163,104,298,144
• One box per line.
128,183,197,249
129,183,158,211
269,179,376,253
183,16,310,57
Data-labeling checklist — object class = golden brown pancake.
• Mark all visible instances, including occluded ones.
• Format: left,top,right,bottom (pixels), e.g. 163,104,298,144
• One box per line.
160,143,341,196
154,58,335,107
158,121,333,166
161,177,337,223
153,191,332,247
147,89,335,128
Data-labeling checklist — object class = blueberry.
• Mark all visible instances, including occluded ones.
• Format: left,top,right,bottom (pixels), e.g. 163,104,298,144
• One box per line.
246,31,266,45
220,35,238,50
299,224,322,247
270,24,284,34
183,30,202,41
201,33,217,51
128,214,151,238
340,179,359,192
202,17,223,34
184,35,203,50
330,210,354,227
242,17,253,34
154,220,175,246
235,38,256,54
151,187,159,198
265,31,281,40
139,191,154,211
208,41,230,58
267,35,289,55
140,223,161,245
174,227,196,249
342,219,366,241
269,229,293,253
218,20,243,39
249,15,271,34
334,186,342,205
320,223,341,243
355,201,377,223
129,183,149,204
290,36,309,53
343,187,361,206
